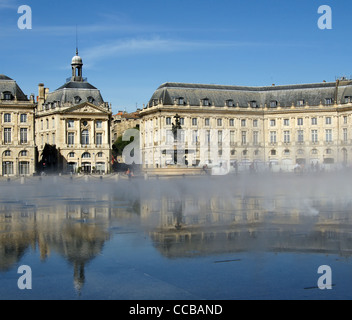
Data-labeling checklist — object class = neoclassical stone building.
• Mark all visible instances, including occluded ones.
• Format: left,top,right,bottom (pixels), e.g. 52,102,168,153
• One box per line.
0,75,36,176
140,80,352,172
36,51,112,174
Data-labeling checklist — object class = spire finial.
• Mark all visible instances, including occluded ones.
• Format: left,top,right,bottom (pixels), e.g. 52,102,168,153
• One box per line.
75,25,78,56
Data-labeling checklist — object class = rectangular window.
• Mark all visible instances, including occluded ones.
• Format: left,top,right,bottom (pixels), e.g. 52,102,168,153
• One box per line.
241,119,246,127
229,119,234,127
2,162,13,175
166,117,171,125
344,116,348,124
19,162,29,175
166,130,173,144
230,131,235,145
20,128,28,144
96,133,103,145
297,118,303,126
20,114,27,123
206,130,211,144
270,119,276,127
283,119,289,126
311,117,317,125
326,117,332,125
312,130,318,143
253,119,258,127
41,120,43,130
205,118,210,126
253,131,259,145
218,130,222,145
192,118,197,126
297,130,304,143
284,131,290,143
46,119,49,129
52,133,55,145
270,131,276,143
241,131,247,145
343,128,348,142
217,119,222,126
180,118,184,126
192,130,198,143
68,120,74,128
4,128,11,144
96,120,102,129
326,129,332,142
68,132,75,145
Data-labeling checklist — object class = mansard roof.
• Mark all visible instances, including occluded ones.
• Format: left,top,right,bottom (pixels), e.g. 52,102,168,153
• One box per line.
147,81,352,109
0,75,29,101
44,80,104,107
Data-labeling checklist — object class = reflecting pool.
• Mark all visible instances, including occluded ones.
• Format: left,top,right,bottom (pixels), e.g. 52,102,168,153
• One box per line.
1,173,352,300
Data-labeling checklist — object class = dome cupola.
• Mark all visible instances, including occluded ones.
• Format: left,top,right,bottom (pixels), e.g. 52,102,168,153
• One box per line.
71,49,83,82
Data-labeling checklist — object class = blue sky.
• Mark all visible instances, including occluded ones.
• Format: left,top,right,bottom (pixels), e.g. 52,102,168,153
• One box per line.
0,0,349,113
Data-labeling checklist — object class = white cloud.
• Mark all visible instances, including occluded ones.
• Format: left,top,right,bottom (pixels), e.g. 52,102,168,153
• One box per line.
81,37,262,67
0,0,17,9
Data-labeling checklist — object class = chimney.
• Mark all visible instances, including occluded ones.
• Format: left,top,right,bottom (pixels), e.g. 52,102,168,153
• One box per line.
38,83,45,109
44,87,49,100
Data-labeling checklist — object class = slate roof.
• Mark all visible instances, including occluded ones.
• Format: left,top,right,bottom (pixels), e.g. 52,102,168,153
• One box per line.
44,80,104,107
147,81,352,109
0,74,28,101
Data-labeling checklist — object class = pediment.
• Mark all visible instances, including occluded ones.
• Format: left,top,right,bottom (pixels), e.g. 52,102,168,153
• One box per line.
62,102,111,115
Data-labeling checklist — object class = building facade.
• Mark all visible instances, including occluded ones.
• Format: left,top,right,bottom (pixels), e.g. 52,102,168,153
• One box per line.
140,80,352,172
36,51,112,174
111,110,140,143
0,75,36,176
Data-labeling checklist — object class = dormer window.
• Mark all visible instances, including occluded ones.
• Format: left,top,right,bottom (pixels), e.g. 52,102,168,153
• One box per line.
269,100,278,108
2,92,12,100
177,97,184,105
297,99,305,107
325,98,333,105
226,99,234,107
87,96,95,103
74,96,81,104
202,99,210,107
345,96,352,104
250,101,257,108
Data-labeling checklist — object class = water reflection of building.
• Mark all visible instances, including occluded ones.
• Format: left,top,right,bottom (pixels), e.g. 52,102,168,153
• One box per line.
0,199,133,293
140,193,352,258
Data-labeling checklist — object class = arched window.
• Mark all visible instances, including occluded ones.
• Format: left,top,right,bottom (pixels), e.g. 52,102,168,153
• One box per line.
81,129,89,145
82,152,91,159
4,113,11,123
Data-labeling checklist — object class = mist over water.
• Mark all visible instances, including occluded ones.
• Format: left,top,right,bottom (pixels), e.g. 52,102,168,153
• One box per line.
1,171,352,299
